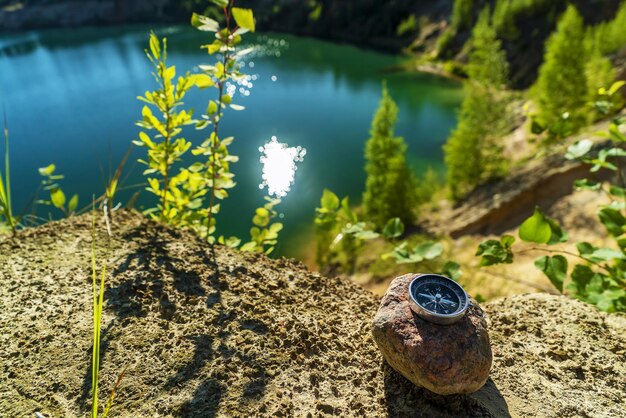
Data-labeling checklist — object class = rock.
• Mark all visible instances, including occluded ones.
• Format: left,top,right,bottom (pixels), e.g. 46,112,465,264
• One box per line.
372,273,492,395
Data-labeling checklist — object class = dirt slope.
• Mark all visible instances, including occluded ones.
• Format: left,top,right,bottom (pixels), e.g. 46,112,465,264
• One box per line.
0,211,624,417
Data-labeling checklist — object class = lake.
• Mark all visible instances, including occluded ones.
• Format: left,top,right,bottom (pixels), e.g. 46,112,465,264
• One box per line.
0,25,462,258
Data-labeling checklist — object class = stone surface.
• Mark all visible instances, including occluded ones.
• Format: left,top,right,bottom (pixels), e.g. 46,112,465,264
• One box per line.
2,212,626,416
372,273,492,395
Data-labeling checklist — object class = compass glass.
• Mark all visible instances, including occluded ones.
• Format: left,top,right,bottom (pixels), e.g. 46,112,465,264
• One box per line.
410,275,467,315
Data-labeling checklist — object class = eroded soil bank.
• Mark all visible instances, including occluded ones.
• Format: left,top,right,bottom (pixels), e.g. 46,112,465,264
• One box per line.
0,211,624,417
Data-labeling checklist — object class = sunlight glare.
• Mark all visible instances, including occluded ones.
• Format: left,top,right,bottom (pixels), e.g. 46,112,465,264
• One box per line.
259,136,306,198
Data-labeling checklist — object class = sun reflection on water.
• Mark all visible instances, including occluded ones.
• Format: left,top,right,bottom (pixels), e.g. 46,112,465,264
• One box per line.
258,136,306,198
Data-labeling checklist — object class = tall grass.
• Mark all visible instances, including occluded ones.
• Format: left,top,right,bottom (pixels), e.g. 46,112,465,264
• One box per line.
0,110,16,234
91,208,106,418
90,207,125,418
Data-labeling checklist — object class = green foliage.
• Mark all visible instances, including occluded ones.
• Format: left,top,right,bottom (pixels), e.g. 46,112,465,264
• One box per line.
308,0,322,21
362,84,418,229
444,10,510,201
533,5,588,133
518,206,567,245
382,217,404,239
136,5,259,244
476,86,626,312
466,8,509,87
240,197,283,254
315,190,458,279
90,210,124,418
314,189,379,273
397,14,417,37
492,0,551,39
38,164,79,216
382,241,443,264
415,167,442,205
0,114,16,234
134,32,197,225
451,0,475,31
476,235,515,266
592,0,626,55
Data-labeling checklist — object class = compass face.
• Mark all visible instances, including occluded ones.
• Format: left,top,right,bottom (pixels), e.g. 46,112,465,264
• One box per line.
409,275,467,316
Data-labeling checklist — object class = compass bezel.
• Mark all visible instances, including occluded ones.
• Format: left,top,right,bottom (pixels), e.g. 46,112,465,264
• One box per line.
408,274,469,325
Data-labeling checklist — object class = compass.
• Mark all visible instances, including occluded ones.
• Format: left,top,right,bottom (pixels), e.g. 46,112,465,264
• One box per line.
408,274,469,325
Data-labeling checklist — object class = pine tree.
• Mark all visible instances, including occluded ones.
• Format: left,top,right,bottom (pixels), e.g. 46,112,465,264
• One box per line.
444,8,510,200
362,84,417,229
533,5,588,130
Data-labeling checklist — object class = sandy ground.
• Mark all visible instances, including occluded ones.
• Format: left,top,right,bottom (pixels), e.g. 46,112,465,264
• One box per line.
0,210,624,417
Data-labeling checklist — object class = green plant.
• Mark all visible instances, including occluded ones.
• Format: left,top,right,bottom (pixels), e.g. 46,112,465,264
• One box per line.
0,111,16,234
444,8,510,201
592,0,626,55
38,164,79,217
89,208,125,418
315,189,379,273
532,4,588,133
451,0,475,31
135,2,256,243
240,197,283,254
397,14,417,37
134,32,197,224
362,84,418,229
415,167,443,205
476,83,626,312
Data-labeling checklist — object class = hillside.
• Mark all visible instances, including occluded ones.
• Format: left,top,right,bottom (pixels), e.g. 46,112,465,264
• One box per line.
2,0,624,88
1,210,625,417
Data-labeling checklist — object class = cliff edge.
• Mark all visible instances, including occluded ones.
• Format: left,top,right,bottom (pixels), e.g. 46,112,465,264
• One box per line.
0,211,624,417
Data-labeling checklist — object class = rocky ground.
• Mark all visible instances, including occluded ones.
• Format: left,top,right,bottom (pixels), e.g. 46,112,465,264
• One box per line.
0,210,625,417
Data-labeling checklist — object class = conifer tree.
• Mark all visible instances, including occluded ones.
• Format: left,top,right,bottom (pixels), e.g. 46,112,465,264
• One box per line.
362,84,417,229
533,5,588,130
444,8,510,200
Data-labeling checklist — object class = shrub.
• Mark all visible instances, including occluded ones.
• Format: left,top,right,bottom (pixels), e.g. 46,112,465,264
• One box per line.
362,84,418,229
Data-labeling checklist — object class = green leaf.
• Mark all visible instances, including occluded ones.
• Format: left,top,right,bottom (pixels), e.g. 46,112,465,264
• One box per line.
599,207,626,237
565,139,593,160
232,8,255,32
609,185,626,198
519,207,552,244
534,255,567,293
476,236,514,266
149,32,160,59
382,218,404,239
573,179,601,191
68,194,79,213
211,0,228,6
240,241,257,252
576,241,625,262
546,217,568,245
441,261,462,281
608,80,626,96
192,74,214,89
50,188,66,209
191,13,220,32
355,230,379,240
595,288,626,312
320,189,339,211
38,164,56,177
413,242,443,260
568,264,595,296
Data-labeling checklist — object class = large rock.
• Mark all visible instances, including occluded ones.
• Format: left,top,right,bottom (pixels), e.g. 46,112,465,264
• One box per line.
372,274,492,395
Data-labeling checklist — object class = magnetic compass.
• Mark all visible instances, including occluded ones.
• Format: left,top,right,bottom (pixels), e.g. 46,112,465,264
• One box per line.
408,274,469,325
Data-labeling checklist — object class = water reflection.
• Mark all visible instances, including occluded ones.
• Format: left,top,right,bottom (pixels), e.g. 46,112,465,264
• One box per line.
258,136,306,198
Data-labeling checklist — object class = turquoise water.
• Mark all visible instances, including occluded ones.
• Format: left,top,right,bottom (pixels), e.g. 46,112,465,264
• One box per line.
0,25,462,257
